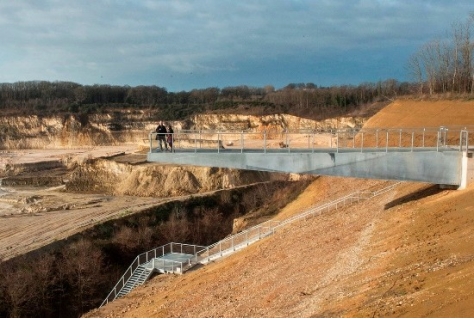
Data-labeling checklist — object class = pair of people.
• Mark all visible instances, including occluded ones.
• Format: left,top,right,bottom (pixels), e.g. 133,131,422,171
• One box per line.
155,121,174,152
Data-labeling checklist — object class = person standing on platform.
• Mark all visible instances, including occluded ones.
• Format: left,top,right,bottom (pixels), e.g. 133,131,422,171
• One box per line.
167,124,174,152
155,121,168,151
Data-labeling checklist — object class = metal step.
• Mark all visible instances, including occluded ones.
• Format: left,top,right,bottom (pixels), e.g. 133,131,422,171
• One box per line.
115,266,152,299
102,185,400,307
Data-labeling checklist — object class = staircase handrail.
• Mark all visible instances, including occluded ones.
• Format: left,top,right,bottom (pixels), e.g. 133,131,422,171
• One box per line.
101,182,401,307
201,182,402,262
101,242,205,307
273,193,362,231
198,190,368,262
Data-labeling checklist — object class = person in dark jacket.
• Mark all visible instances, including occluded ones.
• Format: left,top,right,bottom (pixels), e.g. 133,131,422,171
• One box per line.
155,121,168,151
167,124,174,152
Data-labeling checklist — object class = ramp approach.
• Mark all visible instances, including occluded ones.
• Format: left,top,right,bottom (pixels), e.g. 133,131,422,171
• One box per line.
147,126,472,187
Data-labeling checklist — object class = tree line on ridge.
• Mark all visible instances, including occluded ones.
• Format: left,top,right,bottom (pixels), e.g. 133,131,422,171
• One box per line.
0,79,411,120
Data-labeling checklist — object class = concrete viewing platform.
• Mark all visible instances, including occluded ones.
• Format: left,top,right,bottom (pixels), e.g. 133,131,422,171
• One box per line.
146,252,196,274
147,127,473,188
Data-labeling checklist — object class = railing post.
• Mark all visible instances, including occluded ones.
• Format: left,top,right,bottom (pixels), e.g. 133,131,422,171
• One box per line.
465,130,468,151
330,130,333,148
263,130,267,153
194,131,198,153
411,132,414,151
385,130,389,152
149,132,153,152
171,133,174,152
422,128,425,147
438,126,446,148
441,126,447,147
352,128,355,148
336,132,339,153
360,132,364,152
399,129,402,148
241,131,244,153
460,130,469,151
217,132,220,153
376,129,379,148
437,131,440,151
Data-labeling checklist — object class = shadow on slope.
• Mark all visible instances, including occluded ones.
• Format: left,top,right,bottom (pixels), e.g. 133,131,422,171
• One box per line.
384,184,442,210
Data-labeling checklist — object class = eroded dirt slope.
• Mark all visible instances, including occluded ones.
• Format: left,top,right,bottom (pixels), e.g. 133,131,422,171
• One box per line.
363,99,474,128
86,180,474,318
85,99,474,317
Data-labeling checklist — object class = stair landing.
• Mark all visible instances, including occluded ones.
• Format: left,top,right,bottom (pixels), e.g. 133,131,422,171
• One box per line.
147,252,195,273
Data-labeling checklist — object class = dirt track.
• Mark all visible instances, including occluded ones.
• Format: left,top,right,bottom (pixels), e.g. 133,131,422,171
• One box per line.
0,146,152,260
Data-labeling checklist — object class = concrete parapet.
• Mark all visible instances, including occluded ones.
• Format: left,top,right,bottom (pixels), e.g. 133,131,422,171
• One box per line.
148,149,464,186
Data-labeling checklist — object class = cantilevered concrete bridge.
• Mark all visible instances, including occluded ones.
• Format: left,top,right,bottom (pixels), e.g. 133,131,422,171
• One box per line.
101,126,472,307
147,126,472,188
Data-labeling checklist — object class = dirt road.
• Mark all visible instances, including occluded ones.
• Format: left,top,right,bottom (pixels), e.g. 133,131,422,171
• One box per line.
0,146,154,260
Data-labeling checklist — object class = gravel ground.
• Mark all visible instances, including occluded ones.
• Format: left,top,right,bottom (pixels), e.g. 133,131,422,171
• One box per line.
85,179,474,317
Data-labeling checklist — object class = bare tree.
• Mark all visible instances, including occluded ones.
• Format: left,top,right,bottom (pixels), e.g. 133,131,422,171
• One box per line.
60,239,106,314
0,258,37,317
159,209,191,243
407,53,425,94
408,14,474,96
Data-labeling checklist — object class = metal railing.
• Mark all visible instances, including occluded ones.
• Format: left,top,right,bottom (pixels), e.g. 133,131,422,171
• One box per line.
101,181,400,307
197,182,401,263
147,242,207,273
101,242,206,307
148,126,472,154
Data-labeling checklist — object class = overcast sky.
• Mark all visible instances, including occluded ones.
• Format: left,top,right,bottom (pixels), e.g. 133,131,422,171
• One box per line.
0,0,472,92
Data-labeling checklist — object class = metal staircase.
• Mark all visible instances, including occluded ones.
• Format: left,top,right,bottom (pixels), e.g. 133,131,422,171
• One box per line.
116,264,152,299
100,182,401,307
100,243,206,307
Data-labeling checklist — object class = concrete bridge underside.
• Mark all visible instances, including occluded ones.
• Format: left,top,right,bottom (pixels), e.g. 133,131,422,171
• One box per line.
147,149,467,187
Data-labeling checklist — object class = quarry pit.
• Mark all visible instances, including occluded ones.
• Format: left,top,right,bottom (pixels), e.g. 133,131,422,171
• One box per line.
3,100,474,317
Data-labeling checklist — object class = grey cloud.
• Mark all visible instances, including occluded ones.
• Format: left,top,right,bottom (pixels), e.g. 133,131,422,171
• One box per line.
0,0,473,89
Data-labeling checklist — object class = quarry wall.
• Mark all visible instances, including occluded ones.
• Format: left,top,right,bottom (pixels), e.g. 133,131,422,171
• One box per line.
0,112,364,149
